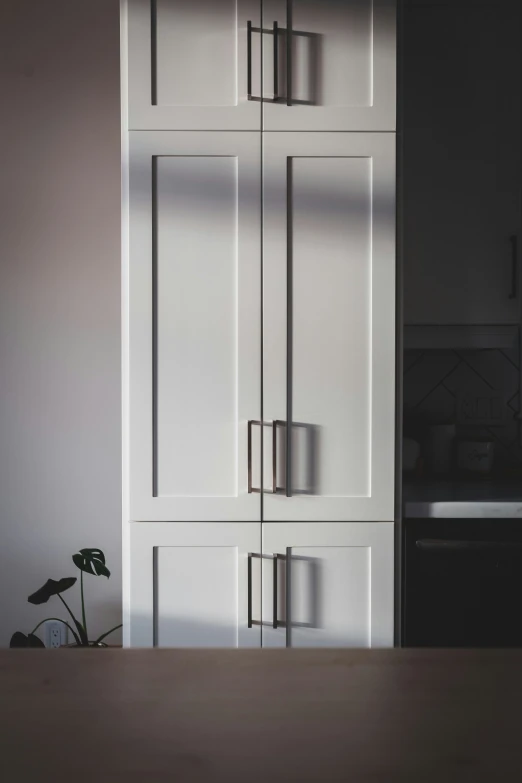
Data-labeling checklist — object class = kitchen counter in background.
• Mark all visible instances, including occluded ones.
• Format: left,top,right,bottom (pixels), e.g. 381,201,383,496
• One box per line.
403,480,522,518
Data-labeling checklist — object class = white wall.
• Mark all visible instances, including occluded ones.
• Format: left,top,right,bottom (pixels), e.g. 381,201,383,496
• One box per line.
0,0,121,645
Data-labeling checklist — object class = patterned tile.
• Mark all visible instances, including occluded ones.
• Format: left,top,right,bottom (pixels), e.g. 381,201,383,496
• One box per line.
404,347,522,470
403,351,460,409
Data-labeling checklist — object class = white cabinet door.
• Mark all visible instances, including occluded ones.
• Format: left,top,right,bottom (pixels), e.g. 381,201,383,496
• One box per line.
128,523,261,647
262,133,396,522
262,523,394,647
403,1,521,325
127,132,261,521
262,0,396,131
124,0,262,130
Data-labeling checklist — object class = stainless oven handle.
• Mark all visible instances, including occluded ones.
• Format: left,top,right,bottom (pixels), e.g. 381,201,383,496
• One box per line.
416,539,522,552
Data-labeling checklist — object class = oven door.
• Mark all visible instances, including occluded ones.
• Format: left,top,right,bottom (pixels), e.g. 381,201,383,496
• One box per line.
404,519,522,647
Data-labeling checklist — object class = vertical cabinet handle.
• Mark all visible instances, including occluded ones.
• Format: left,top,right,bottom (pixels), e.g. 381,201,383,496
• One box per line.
273,555,278,629
248,553,279,629
509,235,518,299
247,420,261,493
273,22,279,102
247,22,281,103
285,548,291,647
248,420,286,494
249,553,290,635
286,1,292,106
247,21,252,100
273,420,287,494
271,552,291,643
247,553,253,628
247,21,253,100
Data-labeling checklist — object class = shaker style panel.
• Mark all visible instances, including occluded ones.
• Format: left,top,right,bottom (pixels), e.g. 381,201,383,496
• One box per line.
262,133,396,521
129,523,262,647
262,0,396,131
128,132,261,521
124,0,262,130
262,523,394,647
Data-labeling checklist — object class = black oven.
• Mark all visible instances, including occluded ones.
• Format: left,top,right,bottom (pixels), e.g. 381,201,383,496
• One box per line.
403,518,522,647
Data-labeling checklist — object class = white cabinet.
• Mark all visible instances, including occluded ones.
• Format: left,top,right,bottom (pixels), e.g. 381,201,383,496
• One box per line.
403,0,521,325
128,132,261,521
123,0,395,132
262,133,396,521
262,523,394,647
128,522,393,648
262,0,396,131
129,523,261,647
124,0,262,130
122,2,397,649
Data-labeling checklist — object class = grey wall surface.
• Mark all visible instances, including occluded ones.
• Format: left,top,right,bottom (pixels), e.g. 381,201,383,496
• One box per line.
0,0,122,646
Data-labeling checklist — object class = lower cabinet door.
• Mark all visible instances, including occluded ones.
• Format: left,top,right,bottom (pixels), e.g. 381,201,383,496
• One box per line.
128,523,261,647
262,523,394,648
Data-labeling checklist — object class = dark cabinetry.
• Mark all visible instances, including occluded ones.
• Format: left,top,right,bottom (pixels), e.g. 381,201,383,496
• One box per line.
404,518,522,647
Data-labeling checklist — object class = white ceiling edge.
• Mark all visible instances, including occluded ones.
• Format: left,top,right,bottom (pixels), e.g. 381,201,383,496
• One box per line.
404,325,518,351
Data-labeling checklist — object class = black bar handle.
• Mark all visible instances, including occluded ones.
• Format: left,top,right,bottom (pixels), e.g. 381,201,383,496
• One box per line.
285,549,291,646
286,2,292,106
273,555,278,629
247,553,253,628
247,420,262,493
272,420,287,494
273,22,279,101
416,539,522,552
247,21,253,100
248,21,281,103
509,235,518,299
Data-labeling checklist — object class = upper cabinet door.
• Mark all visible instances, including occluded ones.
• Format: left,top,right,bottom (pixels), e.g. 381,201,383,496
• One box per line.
127,132,261,521
124,0,262,130
403,1,521,325
262,133,396,522
262,0,396,131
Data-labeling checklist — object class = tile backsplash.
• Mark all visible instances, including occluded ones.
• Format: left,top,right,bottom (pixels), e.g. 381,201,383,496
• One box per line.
404,342,522,472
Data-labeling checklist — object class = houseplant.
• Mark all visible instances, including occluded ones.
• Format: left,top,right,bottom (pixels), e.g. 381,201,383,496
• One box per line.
10,548,122,647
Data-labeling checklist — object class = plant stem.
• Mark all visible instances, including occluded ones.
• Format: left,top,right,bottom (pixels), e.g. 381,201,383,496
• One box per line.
95,624,123,645
57,593,88,645
30,617,81,646
80,570,88,641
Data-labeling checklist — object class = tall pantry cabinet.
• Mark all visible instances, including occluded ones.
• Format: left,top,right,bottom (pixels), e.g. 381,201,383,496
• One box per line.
121,0,397,648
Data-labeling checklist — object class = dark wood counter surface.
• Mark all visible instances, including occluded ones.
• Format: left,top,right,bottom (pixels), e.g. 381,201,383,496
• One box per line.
1,649,522,782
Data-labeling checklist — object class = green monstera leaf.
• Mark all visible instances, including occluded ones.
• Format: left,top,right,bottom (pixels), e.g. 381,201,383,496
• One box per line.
28,577,77,605
73,548,110,578
10,632,45,648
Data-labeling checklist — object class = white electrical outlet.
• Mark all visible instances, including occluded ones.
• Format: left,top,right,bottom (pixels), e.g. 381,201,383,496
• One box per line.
44,620,68,648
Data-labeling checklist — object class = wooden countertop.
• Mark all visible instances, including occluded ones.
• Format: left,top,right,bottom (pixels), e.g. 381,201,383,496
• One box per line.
1,649,522,782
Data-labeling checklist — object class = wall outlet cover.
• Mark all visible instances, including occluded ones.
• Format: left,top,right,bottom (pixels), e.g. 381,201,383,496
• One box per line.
44,620,68,648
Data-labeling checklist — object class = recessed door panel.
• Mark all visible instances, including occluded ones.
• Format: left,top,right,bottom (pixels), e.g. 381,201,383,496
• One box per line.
156,547,239,647
292,156,372,498
155,0,238,108
155,156,238,499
